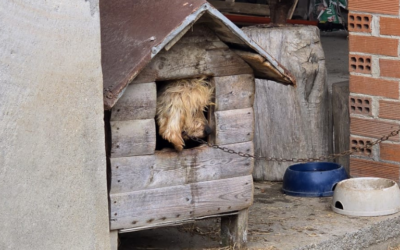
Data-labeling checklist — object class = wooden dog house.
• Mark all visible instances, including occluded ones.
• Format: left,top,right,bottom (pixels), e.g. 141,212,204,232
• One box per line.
100,0,295,248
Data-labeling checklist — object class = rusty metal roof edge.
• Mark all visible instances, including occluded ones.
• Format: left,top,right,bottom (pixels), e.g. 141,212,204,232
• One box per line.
205,4,295,84
149,2,294,84
150,4,208,58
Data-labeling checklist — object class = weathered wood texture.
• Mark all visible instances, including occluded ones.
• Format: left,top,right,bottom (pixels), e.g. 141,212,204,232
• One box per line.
232,50,292,84
131,26,253,84
215,108,254,145
242,26,330,181
111,82,156,121
110,175,253,230
110,119,156,158
332,81,350,174
110,141,254,194
208,80,217,144
110,230,119,250
214,74,255,111
221,209,249,248
209,1,270,16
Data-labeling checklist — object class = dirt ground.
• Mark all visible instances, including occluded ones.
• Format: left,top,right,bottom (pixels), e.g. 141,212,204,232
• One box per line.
118,30,356,250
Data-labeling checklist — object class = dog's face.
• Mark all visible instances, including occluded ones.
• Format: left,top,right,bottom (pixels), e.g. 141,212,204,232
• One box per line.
182,107,213,139
156,77,214,151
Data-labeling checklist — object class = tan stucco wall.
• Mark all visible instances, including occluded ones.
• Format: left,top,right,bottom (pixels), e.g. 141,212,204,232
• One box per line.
0,1,110,249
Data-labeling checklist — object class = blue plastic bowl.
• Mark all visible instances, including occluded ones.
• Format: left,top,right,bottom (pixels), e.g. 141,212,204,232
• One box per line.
282,162,348,197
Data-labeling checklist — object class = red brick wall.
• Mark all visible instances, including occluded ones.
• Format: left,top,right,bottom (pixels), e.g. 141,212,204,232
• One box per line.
349,0,400,182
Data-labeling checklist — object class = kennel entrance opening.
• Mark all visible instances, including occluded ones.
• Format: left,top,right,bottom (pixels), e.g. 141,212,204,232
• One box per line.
155,77,215,151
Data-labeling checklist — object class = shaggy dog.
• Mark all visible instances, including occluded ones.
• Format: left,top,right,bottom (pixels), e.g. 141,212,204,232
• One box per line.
156,77,214,151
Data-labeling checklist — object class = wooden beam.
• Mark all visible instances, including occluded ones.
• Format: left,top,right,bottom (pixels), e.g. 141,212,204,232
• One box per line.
109,141,254,194
214,74,255,111
209,1,270,16
110,119,156,158
109,175,253,230
332,81,350,175
215,108,254,145
287,0,299,19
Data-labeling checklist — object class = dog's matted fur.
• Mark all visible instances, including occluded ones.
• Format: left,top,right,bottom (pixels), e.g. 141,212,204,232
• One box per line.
156,77,214,151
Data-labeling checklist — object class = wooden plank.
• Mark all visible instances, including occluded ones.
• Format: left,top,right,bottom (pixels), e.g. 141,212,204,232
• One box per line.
118,211,239,233
109,175,253,230
332,81,350,175
109,155,156,194
209,1,270,16
131,40,253,84
109,141,254,193
110,230,119,250
215,108,254,145
192,175,253,217
206,49,253,78
221,209,249,248
111,82,156,121
214,74,255,111
232,50,292,85
110,119,156,158
110,185,193,230
208,79,217,144
171,24,221,44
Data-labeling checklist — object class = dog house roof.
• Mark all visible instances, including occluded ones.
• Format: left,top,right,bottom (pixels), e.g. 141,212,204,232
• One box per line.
101,0,296,109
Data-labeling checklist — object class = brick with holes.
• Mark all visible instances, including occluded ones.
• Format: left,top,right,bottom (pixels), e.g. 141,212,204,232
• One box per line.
349,96,372,116
348,13,372,33
350,136,373,157
349,55,371,74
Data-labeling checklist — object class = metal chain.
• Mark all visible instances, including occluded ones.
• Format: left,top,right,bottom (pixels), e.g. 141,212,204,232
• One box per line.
185,128,400,163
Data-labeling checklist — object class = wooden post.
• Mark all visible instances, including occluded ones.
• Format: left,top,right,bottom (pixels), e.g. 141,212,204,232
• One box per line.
287,0,299,19
221,209,249,249
242,26,331,181
332,81,350,175
110,230,119,250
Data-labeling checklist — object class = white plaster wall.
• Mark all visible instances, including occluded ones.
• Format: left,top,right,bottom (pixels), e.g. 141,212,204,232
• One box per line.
0,1,110,249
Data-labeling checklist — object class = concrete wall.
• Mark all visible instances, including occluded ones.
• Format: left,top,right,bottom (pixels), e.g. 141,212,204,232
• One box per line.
348,0,400,181
0,1,110,249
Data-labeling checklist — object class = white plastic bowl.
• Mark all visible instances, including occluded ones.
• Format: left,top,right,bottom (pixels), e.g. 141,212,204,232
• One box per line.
332,177,400,216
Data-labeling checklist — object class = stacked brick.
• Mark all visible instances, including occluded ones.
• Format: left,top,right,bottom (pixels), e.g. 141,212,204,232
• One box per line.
348,0,400,181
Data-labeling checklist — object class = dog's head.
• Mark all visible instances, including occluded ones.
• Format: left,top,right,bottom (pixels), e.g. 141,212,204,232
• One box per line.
156,77,214,151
